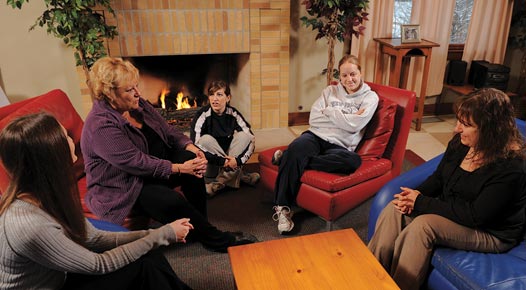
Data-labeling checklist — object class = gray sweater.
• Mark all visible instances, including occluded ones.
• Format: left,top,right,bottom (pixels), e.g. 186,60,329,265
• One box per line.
0,200,177,290
308,82,379,151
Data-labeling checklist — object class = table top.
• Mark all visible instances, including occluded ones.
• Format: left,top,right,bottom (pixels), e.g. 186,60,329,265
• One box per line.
228,228,399,290
374,38,440,49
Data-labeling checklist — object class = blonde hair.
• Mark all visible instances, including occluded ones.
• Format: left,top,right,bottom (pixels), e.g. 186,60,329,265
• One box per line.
88,57,139,101
338,54,361,72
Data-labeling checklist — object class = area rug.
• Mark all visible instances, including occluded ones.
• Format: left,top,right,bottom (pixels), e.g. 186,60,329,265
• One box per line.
163,149,425,290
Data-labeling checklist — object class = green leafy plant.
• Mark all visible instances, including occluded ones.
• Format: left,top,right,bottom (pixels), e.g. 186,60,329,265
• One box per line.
7,0,118,80
300,0,369,85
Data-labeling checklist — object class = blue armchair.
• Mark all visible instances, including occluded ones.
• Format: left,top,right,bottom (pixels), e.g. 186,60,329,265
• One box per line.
368,119,526,290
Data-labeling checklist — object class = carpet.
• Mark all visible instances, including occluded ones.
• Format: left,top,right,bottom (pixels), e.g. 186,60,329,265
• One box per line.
163,150,425,290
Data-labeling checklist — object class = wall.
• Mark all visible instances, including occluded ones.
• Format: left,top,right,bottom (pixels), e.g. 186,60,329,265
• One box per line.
0,2,83,117
289,0,344,113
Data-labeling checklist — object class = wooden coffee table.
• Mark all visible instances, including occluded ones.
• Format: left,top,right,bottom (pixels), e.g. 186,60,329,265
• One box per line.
228,228,399,289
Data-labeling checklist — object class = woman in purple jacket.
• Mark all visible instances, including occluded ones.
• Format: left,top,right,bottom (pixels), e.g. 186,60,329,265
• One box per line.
81,57,256,252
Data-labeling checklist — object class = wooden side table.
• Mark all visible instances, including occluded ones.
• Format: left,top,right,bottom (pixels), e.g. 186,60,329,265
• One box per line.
374,38,440,131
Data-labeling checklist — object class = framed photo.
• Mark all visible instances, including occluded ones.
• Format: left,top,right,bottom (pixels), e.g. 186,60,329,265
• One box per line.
401,24,421,43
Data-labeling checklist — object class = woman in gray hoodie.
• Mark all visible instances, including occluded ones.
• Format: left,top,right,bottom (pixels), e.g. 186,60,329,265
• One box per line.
271,54,379,234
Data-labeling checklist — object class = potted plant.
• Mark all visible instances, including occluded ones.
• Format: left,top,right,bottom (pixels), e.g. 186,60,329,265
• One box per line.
300,0,369,85
7,0,118,80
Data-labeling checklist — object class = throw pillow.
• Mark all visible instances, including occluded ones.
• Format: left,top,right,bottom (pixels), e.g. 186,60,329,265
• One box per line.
356,98,397,161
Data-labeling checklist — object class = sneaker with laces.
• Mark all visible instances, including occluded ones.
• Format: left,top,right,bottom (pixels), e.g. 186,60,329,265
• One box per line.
272,205,294,234
205,182,225,197
271,149,283,166
241,172,260,186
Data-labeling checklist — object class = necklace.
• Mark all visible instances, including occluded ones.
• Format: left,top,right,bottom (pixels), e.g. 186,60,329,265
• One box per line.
461,148,482,172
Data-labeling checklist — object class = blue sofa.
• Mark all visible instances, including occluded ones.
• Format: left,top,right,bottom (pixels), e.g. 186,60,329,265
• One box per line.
368,119,526,290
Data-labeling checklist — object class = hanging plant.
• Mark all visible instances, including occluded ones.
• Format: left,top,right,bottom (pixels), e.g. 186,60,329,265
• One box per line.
300,0,369,85
7,0,118,81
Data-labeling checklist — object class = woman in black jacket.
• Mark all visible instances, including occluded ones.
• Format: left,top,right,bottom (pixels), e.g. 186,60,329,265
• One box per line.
368,88,526,290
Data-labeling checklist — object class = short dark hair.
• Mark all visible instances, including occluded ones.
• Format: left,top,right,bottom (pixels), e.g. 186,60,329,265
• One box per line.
0,112,87,244
207,80,231,97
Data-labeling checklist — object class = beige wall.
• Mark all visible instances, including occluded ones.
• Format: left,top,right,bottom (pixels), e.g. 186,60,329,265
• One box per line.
0,1,349,122
0,2,84,117
289,0,345,113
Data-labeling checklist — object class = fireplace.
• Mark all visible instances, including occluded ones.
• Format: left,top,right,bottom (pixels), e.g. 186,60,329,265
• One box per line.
77,1,290,129
128,53,250,130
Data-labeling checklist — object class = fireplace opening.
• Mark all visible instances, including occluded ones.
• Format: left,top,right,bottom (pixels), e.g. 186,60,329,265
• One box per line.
126,53,249,130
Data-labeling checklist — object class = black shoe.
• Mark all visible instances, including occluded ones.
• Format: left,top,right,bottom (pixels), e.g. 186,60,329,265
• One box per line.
229,231,259,246
206,231,259,253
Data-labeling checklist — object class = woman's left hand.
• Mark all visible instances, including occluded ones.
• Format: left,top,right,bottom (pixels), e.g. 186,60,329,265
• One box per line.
178,157,208,178
224,156,238,170
392,187,421,215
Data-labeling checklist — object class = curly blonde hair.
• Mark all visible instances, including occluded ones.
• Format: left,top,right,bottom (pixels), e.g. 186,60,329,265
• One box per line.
88,57,139,101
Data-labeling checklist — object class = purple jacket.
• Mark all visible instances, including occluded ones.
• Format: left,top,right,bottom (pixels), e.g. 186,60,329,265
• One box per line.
81,98,192,224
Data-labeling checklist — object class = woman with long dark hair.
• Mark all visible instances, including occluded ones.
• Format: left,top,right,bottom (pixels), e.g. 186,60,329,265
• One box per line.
0,112,193,290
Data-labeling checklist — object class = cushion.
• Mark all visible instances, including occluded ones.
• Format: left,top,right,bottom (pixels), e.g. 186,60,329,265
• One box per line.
431,243,526,290
356,98,397,161
0,90,85,192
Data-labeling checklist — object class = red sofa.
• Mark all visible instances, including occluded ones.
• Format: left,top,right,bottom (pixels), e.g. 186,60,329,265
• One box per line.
258,82,416,229
0,89,146,229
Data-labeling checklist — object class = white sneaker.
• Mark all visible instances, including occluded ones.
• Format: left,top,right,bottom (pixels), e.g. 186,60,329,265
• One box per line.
271,150,283,166
272,205,294,234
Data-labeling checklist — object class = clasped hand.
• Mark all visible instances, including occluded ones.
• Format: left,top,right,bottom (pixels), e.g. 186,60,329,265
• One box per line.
392,187,420,215
178,156,207,178
169,218,194,243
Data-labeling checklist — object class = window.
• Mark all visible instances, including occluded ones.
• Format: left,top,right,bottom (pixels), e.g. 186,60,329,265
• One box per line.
392,0,473,44
450,0,474,44
392,0,412,38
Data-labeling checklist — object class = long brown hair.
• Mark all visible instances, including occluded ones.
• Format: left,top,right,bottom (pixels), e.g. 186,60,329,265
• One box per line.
454,88,526,165
0,112,87,244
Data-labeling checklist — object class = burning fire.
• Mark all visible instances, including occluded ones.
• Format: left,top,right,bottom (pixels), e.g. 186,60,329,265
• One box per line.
159,88,196,110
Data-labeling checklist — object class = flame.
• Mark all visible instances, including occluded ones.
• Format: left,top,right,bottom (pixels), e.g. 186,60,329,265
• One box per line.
159,87,197,110
176,91,196,109
160,88,169,109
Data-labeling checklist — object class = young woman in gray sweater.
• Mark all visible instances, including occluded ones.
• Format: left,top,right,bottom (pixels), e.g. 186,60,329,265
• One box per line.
0,112,194,290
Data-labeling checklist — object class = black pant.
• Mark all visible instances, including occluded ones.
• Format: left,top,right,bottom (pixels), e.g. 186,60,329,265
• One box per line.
62,250,191,290
275,131,362,206
136,150,234,250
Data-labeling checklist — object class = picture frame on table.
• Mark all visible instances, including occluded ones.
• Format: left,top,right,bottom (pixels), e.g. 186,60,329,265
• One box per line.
401,24,421,43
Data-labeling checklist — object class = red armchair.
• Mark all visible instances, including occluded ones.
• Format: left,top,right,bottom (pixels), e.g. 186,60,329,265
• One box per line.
258,82,416,229
0,90,148,229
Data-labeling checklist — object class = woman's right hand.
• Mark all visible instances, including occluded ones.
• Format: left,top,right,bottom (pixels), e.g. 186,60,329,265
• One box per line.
169,218,194,243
